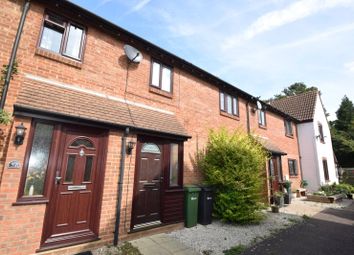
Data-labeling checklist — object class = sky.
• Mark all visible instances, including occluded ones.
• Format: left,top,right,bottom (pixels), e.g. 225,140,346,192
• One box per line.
71,0,354,120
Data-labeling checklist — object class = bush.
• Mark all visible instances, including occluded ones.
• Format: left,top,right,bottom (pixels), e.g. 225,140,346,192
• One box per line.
198,128,268,224
319,183,354,196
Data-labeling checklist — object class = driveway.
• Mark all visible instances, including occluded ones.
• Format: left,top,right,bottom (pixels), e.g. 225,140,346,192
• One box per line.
242,201,354,255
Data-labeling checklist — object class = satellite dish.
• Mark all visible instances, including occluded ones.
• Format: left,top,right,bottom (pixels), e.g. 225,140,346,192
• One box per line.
124,44,143,63
256,101,262,110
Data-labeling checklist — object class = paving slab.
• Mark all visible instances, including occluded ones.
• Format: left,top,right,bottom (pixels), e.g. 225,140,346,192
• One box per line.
130,234,199,255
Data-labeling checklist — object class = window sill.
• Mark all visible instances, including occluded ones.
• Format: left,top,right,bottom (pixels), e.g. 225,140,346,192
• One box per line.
149,86,173,98
289,175,298,178
286,134,294,139
220,111,240,120
35,48,82,69
12,199,49,206
258,124,267,130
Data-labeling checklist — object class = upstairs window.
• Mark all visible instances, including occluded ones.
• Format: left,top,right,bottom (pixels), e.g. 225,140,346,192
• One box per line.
39,13,85,60
150,59,173,93
285,120,293,136
288,159,298,176
258,109,266,127
318,123,325,143
220,91,239,116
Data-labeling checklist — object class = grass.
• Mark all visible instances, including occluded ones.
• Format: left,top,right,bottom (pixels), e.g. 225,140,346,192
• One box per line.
223,244,246,255
302,214,310,220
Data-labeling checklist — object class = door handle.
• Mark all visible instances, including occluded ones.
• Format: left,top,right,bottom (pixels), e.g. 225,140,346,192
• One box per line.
55,176,62,184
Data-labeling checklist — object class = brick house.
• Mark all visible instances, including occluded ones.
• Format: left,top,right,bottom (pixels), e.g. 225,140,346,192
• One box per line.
0,1,302,254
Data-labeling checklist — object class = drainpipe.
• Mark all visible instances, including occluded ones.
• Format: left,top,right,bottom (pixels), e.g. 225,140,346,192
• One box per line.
0,0,30,109
246,101,251,134
113,127,129,246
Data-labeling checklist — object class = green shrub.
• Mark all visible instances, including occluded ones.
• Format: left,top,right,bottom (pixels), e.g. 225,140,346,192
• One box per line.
319,183,354,196
0,109,11,125
198,128,268,224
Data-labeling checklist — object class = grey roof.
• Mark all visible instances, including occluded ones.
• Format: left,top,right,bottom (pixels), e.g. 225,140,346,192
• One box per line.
269,90,318,122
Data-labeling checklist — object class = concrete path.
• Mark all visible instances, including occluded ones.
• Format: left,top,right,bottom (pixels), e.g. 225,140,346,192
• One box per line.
130,233,199,255
242,200,354,255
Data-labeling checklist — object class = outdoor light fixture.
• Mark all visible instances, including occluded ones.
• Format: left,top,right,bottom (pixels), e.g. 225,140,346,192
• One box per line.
126,140,136,155
14,122,26,145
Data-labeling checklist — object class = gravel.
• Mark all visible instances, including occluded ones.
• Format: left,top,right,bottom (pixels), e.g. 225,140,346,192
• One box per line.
167,211,302,255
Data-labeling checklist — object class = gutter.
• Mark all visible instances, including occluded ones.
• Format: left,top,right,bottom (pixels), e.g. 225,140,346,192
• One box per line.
113,127,129,246
0,0,30,109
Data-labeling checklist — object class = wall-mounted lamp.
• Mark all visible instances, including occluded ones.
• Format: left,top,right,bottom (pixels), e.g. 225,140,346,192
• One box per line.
14,123,26,145
126,140,136,155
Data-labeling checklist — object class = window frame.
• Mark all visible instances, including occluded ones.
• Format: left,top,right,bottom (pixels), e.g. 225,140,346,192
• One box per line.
322,158,329,181
219,90,239,117
15,119,60,205
258,109,267,127
288,159,298,176
149,59,174,94
38,11,86,61
284,119,293,137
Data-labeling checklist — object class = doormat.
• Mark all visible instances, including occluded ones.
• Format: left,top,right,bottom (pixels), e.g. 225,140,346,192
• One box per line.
74,252,92,255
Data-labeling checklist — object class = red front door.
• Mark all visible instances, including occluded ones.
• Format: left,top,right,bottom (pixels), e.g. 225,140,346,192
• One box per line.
41,125,107,250
132,140,163,229
269,156,283,196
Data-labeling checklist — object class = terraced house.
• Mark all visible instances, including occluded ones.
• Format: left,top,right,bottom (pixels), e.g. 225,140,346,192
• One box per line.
0,1,302,254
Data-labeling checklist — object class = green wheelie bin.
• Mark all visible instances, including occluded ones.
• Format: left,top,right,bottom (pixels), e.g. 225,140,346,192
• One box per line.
184,185,201,228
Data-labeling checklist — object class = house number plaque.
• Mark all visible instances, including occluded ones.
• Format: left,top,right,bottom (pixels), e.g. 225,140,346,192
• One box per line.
68,185,86,191
8,160,20,169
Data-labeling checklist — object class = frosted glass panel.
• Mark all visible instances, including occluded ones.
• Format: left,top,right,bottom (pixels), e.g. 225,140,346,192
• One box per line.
70,138,94,148
169,144,179,186
24,123,54,196
65,155,76,182
84,156,93,182
141,143,161,154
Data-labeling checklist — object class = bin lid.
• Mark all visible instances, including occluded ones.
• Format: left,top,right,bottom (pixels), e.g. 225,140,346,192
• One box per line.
184,185,201,192
200,186,213,192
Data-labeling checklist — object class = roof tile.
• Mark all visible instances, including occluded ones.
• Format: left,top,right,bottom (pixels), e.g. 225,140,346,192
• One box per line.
269,90,318,122
15,79,189,138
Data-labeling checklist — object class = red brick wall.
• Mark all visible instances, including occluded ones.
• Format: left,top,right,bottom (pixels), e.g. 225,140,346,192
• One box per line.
0,1,302,254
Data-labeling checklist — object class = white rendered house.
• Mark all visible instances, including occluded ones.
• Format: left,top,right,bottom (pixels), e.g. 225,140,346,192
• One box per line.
270,90,338,192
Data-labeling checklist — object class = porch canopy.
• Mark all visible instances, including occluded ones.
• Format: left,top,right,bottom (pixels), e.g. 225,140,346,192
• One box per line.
256,137,287,156
13,76,190,140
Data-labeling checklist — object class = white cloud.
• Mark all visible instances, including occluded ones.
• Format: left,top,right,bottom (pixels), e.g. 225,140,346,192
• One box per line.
131,0,151,12
223,0,354,49
344,61,354,72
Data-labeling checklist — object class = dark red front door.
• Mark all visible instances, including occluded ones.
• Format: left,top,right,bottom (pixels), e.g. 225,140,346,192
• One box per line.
132,141,162,229
269,156,283,196
41,126,107,249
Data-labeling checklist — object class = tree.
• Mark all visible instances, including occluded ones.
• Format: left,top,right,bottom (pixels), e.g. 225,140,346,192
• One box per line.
334,96,354,133
331,96,354,167
272,82,317,100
